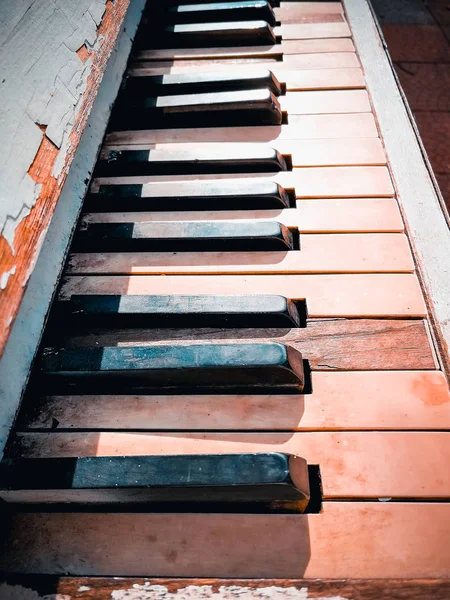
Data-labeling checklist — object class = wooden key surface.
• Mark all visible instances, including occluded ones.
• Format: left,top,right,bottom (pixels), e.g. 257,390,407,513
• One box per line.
1,0,449,587
3,504,449,578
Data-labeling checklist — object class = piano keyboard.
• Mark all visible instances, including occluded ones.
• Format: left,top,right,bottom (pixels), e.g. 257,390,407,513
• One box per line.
1,0,450,584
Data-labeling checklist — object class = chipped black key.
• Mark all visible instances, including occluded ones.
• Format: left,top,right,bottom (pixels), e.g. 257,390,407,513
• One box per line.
163,20,277,47
125,69,282,97
40,342,305,391
97,145,286,176
74,220,294,251
57,294,304,328
86,180,291,211
0,453,310,510
167,1,277,26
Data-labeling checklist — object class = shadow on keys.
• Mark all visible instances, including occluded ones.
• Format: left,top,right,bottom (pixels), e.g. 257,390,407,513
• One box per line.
0,507,313,577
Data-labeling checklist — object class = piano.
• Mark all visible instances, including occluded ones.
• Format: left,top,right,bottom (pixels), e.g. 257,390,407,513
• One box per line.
1,0,450,597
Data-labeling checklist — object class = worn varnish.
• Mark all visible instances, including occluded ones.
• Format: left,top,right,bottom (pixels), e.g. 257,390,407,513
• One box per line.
59,273,427,317
43,319,436,371
2,577,450,600
1,504,450,577
20,371,450,431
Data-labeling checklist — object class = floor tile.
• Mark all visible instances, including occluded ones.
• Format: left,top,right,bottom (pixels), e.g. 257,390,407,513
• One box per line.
395,63,450,111
414,112,450,172
382,24,450,62
371,0,435,24
426,0,450,28
436,173,450,211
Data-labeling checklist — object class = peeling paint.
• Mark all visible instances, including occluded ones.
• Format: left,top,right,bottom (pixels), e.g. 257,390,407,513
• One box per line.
0,265,16,290
0,0,132,357
109,585,350,600
0,0,108,241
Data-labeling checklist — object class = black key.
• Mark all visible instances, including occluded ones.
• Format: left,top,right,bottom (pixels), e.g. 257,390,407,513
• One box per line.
167,1,277,26
40,342,305,391
112,88,282,128
74,220,294,251
125,69,282,97
163,20,277,47
0,453,310,510
151,88,281,124
97,145,286,176
162,0,277,5
86,180,291,211
57,294,304,328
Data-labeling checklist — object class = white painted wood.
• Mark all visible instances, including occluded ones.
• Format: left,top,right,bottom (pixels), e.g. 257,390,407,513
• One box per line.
343,0,450,377
0,0,147,458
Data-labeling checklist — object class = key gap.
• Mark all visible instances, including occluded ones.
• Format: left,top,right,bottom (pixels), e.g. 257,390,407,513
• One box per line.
290,227,300,250
283,153,293,170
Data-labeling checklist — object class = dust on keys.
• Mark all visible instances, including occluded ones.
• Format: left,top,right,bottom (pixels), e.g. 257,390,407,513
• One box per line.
1,0,450,583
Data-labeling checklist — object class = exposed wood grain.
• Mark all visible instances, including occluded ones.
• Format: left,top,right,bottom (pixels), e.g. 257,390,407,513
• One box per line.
20,371,450,431
3,577,450,600
59,273,427,318
1,504,450,577
43,319,436,371
82,198,402,233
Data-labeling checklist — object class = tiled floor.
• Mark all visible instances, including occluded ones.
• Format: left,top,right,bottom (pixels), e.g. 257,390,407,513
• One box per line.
371,0,450,211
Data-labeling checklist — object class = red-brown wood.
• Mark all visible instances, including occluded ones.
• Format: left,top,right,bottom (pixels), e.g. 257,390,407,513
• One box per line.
59,273,427,317
101,138,387,167
12,431,450,499
46,319,436,371
82,198,401,233
3,577,450,600
2,504,450,577
67,233,413,275
20,371,450,431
